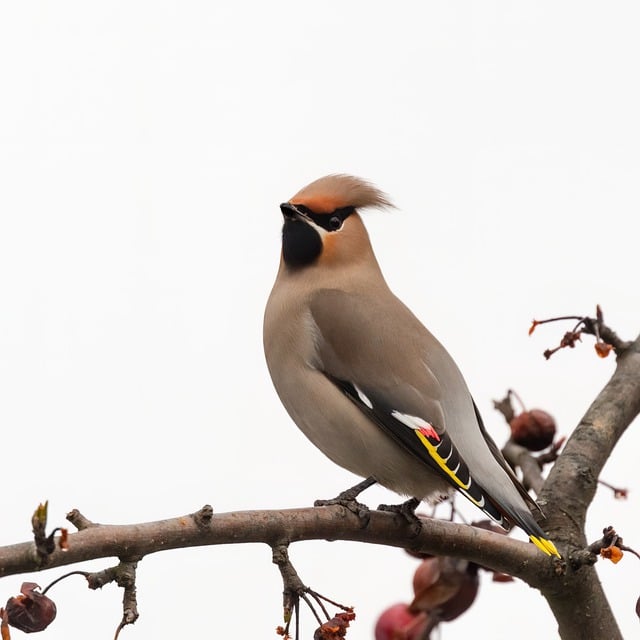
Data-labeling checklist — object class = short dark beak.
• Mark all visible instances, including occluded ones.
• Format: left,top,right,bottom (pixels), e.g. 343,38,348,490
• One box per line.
280,202,299,220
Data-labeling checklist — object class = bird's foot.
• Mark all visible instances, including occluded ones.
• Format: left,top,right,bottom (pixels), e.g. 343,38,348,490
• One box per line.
378,497,423,536
314,476,376,526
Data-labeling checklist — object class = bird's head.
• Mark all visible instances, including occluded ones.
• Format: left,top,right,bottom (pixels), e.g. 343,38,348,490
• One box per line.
279,174,393,269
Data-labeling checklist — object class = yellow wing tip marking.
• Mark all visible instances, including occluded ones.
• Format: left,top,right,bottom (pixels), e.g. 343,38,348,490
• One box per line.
530,535,561,558
413,430,561,559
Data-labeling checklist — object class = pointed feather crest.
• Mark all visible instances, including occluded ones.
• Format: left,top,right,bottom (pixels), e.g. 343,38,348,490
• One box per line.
289,174,393,214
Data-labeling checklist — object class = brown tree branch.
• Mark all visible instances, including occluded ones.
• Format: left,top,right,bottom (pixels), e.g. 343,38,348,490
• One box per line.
502,440,545,495
534,332,640,640
0,505,555,589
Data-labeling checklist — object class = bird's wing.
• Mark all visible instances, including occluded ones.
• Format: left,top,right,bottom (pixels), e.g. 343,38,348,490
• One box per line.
308,288,510,525
328,374,510,524
472,400,542,514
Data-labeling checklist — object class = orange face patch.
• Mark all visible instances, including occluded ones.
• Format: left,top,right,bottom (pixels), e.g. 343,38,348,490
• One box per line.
317,231,338,263
289,194,346,215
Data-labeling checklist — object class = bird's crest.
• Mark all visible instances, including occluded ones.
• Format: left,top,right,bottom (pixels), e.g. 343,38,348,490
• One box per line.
289,174,393,214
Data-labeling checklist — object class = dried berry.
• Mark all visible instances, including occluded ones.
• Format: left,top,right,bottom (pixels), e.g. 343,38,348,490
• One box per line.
410,558,478,622
510,409,556,451
313,611,355,639
374,604,428,640
411,558,441,605
4,583,56,633
438,568,479,621
594,342,614,358
600,545,623,564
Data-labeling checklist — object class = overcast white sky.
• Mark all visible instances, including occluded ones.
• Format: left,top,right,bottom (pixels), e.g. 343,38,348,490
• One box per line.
1,2,638,638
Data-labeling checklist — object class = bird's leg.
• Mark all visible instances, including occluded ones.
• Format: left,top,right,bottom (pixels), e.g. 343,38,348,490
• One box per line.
377,497,423,535
314,476,377,525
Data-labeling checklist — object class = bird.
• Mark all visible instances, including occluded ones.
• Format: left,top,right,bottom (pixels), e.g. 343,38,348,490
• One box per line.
263,174,559,557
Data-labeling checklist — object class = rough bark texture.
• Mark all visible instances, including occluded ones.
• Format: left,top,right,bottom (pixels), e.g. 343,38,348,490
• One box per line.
0,505,549,584
535,333,640,639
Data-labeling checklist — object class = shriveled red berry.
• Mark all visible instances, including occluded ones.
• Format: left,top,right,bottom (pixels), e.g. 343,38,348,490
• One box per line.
5,582,57,633
437,568,479,621
374,603,428,640
410,558,479,622
411,558,441,602
510,409,556,451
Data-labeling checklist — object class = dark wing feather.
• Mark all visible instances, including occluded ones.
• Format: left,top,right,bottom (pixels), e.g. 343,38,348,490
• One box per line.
328,375,509,528
472,400,542,515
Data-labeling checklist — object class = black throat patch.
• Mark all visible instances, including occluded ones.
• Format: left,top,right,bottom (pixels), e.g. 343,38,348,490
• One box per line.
282,217,322,268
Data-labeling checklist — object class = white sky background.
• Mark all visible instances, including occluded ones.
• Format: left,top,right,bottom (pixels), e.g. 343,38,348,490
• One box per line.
1,2,638,638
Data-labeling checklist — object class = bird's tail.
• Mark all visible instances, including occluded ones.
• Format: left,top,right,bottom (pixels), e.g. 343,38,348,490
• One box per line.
509,509,560,557
466,490,560,557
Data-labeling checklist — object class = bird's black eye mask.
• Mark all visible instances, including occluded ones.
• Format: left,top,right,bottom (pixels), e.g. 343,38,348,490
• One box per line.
281,203,355,232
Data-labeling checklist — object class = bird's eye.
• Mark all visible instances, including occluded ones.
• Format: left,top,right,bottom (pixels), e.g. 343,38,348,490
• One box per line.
329,216,342,230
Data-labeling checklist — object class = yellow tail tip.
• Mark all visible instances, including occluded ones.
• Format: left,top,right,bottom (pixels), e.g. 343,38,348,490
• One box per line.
530,535,561,558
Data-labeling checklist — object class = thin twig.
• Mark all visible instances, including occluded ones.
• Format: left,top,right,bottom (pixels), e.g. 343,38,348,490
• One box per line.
41,571,89,595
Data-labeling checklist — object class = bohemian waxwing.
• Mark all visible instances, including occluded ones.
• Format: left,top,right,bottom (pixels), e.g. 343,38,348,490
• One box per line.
263,174,559,557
